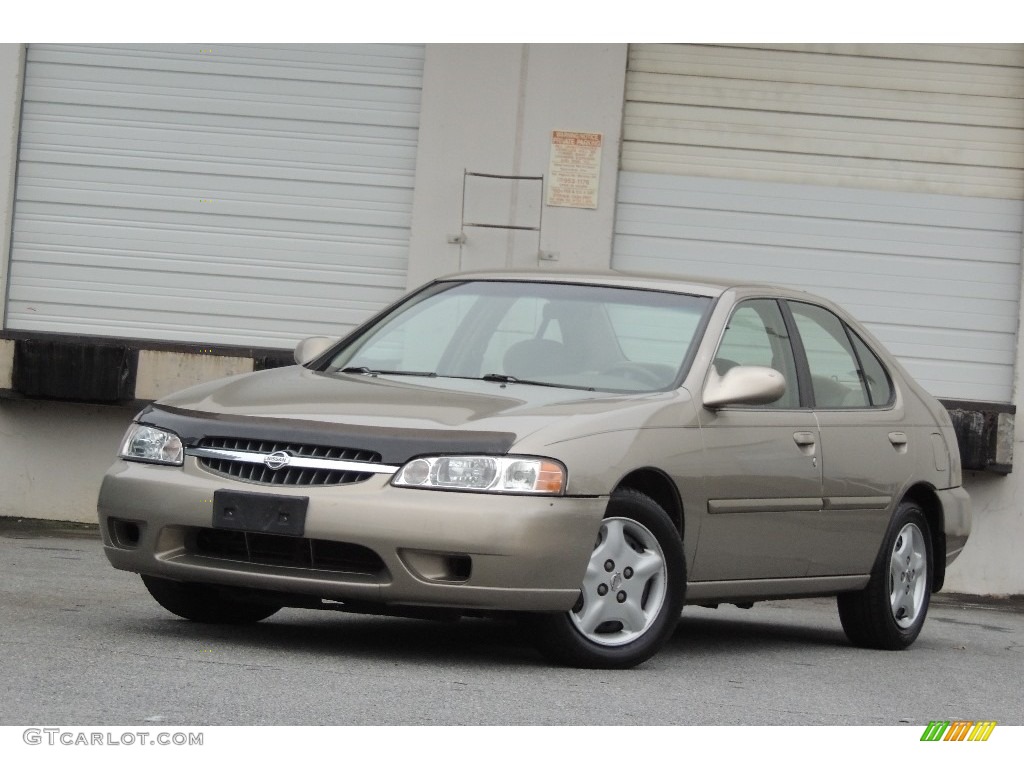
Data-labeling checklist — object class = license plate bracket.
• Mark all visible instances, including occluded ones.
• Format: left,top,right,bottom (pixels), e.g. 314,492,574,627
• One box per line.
212,490,308,537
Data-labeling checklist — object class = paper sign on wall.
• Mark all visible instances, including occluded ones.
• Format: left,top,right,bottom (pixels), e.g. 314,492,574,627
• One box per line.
546,131,602,209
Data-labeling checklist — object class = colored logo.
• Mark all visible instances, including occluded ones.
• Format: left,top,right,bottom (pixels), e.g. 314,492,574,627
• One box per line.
921,721,996,742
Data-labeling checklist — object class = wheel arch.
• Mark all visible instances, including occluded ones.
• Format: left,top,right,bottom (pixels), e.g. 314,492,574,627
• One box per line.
901,483,946,593
613,467,684,541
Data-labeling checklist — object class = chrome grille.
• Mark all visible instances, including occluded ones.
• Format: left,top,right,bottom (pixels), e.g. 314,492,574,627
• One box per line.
193,437,386,487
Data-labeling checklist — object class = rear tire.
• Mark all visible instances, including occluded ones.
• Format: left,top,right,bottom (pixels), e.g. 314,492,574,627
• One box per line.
837,499,932,650
142,575,281,624
532,489,685,669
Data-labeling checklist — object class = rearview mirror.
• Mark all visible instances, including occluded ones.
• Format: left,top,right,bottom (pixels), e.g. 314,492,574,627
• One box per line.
294,336,336,366
703,365,786,409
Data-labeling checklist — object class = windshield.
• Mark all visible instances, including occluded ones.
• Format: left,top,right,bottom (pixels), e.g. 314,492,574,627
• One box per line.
325,280,712,393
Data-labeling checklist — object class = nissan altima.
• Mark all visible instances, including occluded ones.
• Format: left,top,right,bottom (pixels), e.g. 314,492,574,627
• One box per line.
98,272,970,668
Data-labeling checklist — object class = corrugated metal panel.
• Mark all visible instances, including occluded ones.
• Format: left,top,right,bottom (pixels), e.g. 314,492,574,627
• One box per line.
613,172,1023,402
624,44,1024,198
5,43,424,347
617,44,1024,403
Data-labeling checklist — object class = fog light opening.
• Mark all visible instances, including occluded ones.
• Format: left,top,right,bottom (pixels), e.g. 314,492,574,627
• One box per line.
448,555,472,582
110,519,142,548
400,549,473,583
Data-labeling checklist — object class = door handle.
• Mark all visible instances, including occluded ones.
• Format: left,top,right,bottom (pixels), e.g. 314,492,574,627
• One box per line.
793,431,817,456
888,432,908,452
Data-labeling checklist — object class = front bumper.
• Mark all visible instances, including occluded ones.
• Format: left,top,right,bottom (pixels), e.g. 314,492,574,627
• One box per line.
98,459,607,612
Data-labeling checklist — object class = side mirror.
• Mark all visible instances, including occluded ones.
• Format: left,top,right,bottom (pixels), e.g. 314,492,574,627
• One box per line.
703,365,786,409
294,336,336,366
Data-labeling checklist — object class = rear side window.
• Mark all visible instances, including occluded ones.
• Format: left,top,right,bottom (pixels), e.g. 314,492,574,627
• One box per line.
790,301,893,409
849,331,894,406
790,302,869,408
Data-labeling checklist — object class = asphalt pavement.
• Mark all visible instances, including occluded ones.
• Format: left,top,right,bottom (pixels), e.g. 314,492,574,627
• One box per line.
2,517,1022,726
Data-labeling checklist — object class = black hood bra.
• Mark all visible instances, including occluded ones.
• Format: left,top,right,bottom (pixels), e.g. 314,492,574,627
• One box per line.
138,404,517,465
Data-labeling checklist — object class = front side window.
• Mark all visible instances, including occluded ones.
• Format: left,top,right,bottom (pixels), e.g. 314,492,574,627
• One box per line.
326,281,712,393
714,299,799,408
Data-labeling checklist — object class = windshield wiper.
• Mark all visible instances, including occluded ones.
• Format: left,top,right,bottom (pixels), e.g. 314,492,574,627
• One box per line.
480,373,595,391
340,366,437,377
342,368,590,390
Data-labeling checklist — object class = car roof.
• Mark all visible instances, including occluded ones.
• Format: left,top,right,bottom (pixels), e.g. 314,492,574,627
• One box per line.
437,269,809,300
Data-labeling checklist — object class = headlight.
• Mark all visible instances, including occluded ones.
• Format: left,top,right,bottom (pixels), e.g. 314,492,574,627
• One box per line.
392,456,566,494
119,424,184,466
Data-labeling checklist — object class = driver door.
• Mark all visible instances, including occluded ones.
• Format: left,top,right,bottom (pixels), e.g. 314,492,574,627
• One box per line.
692,299,823,581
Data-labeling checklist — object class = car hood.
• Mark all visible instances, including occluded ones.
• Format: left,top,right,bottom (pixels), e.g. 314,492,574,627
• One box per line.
140,365,686,464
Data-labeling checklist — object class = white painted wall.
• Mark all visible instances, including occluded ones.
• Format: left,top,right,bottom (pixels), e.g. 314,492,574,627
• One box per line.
0,44,25,332
406,44,627,288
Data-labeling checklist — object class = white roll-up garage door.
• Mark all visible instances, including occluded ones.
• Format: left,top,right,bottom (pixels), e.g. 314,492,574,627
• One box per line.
5,43,424,348
613,44,1024,402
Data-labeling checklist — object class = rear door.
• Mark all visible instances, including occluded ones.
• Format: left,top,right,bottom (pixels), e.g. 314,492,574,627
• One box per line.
786,300,909,576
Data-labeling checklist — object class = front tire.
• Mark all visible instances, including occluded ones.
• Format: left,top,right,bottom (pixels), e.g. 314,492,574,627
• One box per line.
142,575,282,624
837,499,933,650
533,489,686,669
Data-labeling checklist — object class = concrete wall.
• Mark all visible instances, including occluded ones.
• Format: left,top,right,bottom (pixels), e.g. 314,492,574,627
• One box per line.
953,473,1024,595
0,399,135,522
